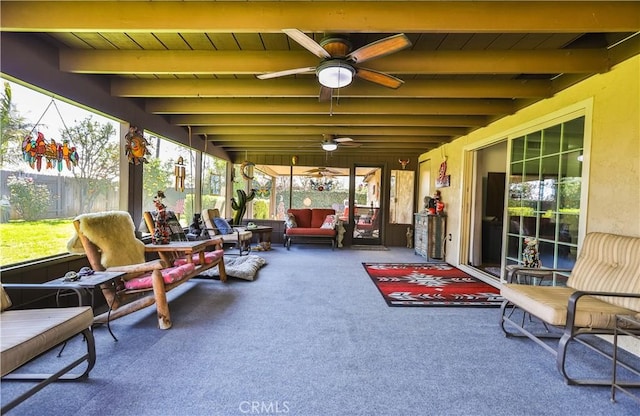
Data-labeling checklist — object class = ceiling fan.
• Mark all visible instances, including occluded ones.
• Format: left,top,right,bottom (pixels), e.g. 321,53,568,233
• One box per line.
304,167,344,177
321,134,361,152
258,29,412,100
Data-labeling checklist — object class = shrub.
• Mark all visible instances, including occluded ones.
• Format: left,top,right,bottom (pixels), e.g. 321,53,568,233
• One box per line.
7,175,51,220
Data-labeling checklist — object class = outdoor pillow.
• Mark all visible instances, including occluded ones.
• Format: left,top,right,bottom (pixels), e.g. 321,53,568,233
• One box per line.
213,217,234,234
320,214,336,229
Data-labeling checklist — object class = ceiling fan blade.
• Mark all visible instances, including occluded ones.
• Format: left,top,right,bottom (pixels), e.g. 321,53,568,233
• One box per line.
257,66,316,80
347,33,412,64
340,141,362,148
334,137,353,143
283,29,331,59
319,86,333,102
355,68,405,89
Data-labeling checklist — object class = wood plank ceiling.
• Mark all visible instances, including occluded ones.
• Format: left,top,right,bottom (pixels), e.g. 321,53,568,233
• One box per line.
2,1,638,161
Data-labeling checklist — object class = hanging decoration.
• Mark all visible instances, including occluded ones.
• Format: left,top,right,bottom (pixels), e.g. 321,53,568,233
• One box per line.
310,177,335,192
20,99,80,172
22,133,79,172
174,156,186,192
435,158,450,188
399,158,410,169
254,179,272,198
124,126,151,165
241,160,255,181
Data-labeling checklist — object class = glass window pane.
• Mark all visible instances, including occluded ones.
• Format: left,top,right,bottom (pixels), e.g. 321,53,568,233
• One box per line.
538,240,556,268
562,116,585,152
540,155,559,215
290,166,349,210
505,115,584,270
251,168,274,219
274,175,291,220
542,124,562,155
143,135,194,227
525,131,542,160
202,153,227,216
0,81,120,266
511,136,525,162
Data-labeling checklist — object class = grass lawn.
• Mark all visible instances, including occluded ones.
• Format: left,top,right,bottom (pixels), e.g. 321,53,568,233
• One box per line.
0,219,75,266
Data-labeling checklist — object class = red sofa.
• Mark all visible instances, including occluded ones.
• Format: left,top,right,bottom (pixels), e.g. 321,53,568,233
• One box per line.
285,208,337,250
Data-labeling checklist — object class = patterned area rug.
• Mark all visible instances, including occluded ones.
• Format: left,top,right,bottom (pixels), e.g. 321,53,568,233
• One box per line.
363,262,503,307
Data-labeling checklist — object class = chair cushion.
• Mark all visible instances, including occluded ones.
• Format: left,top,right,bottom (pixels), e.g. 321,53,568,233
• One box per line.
286,228,336,237
213,217,234,235
0,284,12,312
218,230,253,243
567,232,640,312
501,284,637,328
1,307,93,376
174,249,224,266
124,263,196,290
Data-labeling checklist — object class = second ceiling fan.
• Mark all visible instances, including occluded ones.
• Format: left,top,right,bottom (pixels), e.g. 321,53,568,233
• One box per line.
258,29,412,101
321,134,361,151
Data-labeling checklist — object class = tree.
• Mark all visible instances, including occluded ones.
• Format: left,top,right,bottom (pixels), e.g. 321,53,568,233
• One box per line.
6,175,50,220
62,116,119,214
0,82,32,168
142,157,173,208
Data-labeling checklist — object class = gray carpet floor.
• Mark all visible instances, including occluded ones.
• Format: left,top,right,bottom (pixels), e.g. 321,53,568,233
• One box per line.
2,246,639,415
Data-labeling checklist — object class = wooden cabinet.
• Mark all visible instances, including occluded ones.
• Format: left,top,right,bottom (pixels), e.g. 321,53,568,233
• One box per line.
414,213,446,261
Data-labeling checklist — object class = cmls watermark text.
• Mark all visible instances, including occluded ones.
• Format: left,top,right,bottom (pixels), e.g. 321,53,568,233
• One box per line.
239,401,290,414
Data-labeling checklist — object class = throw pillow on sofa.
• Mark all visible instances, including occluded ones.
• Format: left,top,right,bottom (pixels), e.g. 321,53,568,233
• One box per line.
320,214,336,229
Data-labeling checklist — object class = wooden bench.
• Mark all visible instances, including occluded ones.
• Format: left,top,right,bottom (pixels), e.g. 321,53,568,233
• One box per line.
1,284,96,413
68,211,226,330
499,232,640,386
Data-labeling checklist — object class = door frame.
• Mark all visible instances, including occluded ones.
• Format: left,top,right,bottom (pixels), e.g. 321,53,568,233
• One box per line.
350,163,385,246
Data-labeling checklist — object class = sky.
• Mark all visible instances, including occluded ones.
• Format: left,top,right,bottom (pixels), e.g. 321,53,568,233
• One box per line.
3,78,121,176
6,79,118,141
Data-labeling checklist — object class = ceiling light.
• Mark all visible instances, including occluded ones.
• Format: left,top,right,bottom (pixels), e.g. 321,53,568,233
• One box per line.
317,60,355,89
321,140,338,151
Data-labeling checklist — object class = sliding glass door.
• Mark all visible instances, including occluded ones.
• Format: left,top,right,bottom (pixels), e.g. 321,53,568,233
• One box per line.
352,166,383,245
506,116,585,270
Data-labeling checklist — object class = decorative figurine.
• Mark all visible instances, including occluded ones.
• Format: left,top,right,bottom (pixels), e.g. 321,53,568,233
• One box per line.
406,227,414,248
151,191,171,245
337,220,346,248
523,237,540,268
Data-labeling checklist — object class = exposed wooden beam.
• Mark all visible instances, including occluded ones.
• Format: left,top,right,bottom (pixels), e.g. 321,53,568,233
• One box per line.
3,2,638,33
191,126,468,136
60,49,609,74
112,78,553,99
209,136,446,144
171,114,489,127
147,98,515,115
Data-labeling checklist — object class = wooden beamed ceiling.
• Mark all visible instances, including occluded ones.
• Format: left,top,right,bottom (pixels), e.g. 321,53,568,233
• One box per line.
2,1,639,160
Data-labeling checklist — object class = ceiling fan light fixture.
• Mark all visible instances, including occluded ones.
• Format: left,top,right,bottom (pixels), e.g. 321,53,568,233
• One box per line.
317,60,355,89
321,140,338,151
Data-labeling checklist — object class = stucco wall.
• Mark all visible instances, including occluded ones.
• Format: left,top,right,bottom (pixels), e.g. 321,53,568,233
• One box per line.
419,55,640,264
